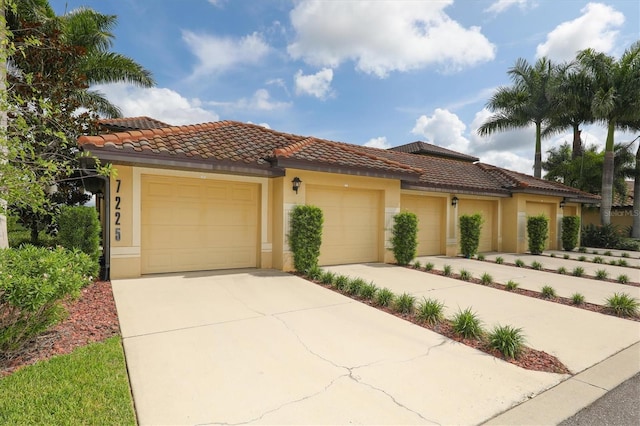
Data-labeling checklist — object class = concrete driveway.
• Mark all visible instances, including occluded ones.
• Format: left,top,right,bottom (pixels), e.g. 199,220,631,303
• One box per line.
113,269,564,425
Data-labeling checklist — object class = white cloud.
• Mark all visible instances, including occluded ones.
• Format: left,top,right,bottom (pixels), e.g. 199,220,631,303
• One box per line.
294,68,334,99
364,136,390,149
479,151,533,175
411,108,470,153
485,0,533,14
209,89,291,111
536,3,624,62
182,30,270,78
287,0,495,77
93,83,219,126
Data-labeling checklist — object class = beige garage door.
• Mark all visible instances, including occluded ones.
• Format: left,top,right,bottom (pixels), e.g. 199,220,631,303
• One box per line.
526,202,553,250
141,176,258,274
401,195,446,255
459,200,495,253
306,186,381,265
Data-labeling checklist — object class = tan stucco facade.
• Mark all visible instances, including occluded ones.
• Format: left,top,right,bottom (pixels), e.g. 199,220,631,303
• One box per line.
582,206,634,233
105,164,577,278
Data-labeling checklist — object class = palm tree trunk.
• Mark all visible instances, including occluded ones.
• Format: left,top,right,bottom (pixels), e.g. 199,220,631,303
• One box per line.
600,122,616,226
571,124,582,159
0,0,9,249
534,121,542,178
633,142,640,238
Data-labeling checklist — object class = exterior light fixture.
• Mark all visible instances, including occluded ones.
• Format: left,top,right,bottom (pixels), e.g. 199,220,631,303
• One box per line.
559,199,566,209
451,196,459,207
292,177,302,193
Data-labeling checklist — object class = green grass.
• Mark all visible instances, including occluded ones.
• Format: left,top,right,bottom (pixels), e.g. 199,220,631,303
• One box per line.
416,298,445,325
451,308,483,339
374,288,395,307
617,274,629,284
358,282,378,300
393,293,416,314
557,266,567,275
578,255,587,262
572,266,585,277
412,261,422,269
443,264,453,277
530,261,543,270
487,325,525,359
595,269,608,280
495,256,504,264
0,336,135,425
605,293,639,317
459,269,472,281
424,262,435,271
541,285,556,299
571,293,585,305
592,256,604,264
480,272,493,285
505,280,519,291
334,275,350,291
514,259,525,267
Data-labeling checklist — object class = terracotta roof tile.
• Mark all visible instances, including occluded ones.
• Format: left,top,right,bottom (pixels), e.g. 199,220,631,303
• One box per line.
390,141,480,162
98,116,172,132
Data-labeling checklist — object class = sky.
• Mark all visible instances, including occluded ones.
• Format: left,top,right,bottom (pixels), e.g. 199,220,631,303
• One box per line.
50,0,640,175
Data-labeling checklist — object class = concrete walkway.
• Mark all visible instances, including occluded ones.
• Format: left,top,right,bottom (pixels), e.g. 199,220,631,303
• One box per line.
415,255,640,306
113,269,564,425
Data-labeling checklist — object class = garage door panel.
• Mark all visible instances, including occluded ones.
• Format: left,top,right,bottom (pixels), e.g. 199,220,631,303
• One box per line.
142,176,258,274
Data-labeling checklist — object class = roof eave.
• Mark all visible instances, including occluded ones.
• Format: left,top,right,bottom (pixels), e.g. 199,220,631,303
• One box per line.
401,181,511,198
275,157,419,181
510,188,601,203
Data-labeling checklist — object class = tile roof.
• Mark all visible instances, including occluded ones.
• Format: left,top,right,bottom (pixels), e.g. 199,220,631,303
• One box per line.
613,181,635,207
98,116,173,132
78,119,601,201
389,141,480,162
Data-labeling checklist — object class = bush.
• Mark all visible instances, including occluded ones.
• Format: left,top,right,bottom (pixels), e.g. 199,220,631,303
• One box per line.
416,298,445,325
306,265,323,281
425,262,434,271
572,266,585,277
505,280,519,291
578,255,587,261
527,215,549,255
563,254,570,259
56,206,101,262
515,259,525,267
605,293,639,317
495,256,504,264
358,282,378,300
592,256,604,264
578,247,587,253
571,293,585,305
487,325,525,359
561,216,581,251
393,293,416,314
334,275,350,291
374,288,394,307
581,224,622,249
531,261,543,270
289,205,323,273
541,285,556,299
617,274,629,284
477,254,485,261
319,271,336,285
595,269,608,280
412,261,422,269
616,259,628,267
0,246,95,355
443,264,453,276
345,277,367,296
391,212,418,266
451,308,483,339
604,251,613,256
557,266,567,275
480,272,493,285
459,269,472,281
459,214,483,258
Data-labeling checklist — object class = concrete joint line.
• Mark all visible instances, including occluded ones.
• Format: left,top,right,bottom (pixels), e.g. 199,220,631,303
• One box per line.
122,314,266,339
221,284,266,317
571,377,611,392
271,300,355,317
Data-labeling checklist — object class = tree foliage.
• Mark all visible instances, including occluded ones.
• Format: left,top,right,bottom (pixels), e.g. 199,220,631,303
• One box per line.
391,212,418,266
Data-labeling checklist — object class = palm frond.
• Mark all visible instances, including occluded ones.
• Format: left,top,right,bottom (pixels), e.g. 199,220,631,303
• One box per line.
80,52,155,87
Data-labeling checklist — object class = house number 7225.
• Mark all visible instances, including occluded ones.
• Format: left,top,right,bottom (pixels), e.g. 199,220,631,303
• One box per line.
114,179,122,241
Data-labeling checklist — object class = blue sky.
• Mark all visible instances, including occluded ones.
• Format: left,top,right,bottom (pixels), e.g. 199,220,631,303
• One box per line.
51,0,640,174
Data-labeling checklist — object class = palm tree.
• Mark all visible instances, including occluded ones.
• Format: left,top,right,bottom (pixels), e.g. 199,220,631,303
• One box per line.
478,57,555,178
578,42,640,225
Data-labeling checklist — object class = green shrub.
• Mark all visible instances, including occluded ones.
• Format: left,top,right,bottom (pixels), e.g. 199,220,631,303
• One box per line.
557,266,567,275
412,261,422,269
459,269,472,281
443,264,453,276
495,256,504,264
393,293,416,314
581,223,622,249
595,269,608,280
391,212,418,266
578,255,587,261
563,254,570,260
319,271,336,285
0,246,95,355
608,260,617,265
605,293,639,317
289,205,324,273
56,206,101,262
572,266,585,277
621,252,629,258
550,253,556,258
375,288,394,307
616,259,628,267
306,265,323,281
578,247,587,253
617,274,629,284
459,213,483,258
592,256,604,264
505,280,519,291
604,250,613,256
451,308,483,339
334,275,350,290
487,325,525,359
416,298,445,325
358,282,378,300
477,254,485,261
531,261,543,270
527,215,549,255
592,250,599,255
480,272,493,285
345,277,367,296
515,259,525,267
571,293,585,305
561,216,581,251
541,285,556,299
425,262,434,271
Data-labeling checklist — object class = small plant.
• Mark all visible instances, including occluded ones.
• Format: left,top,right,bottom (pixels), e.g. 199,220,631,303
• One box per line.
477,253,485,261
358,282,378,300
443,264,453,276
307,266,323,281
459,269,472,281
345,277,367,295
563,254,570,260
451,308,483,339
592,256,604,264
334,275,350,290
550,253,556,258
621,252,629,258
571,293,585,305
605,251,614,256
487,325,525,359
592,250,599,255
375,288,395,307
541,285,556,299
605,293,639,317
515,259,525,267
572,266,585,277
394,293,416,314
578,247,587,253
319,270,336,285
616,259,628,267
505,280,519,291
609,260,617,265
425,262,435,271
416,298,445,325
495,256,504,264
557,266,567,275
617,274,629,284
595,269,608,280
531,261,543,270
578,255,587,262
480,272,493,285
412,260,422,269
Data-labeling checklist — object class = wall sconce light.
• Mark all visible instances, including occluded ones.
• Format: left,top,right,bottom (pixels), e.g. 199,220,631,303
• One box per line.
559,199,566,209
292,177,302,193
451,196,459,207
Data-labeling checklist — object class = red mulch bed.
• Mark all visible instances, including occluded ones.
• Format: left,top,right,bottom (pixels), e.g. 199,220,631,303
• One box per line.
1,281,120,377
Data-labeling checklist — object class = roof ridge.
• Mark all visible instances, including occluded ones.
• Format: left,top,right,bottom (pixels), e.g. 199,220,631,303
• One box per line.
325,139,423,175
272,137,315,157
